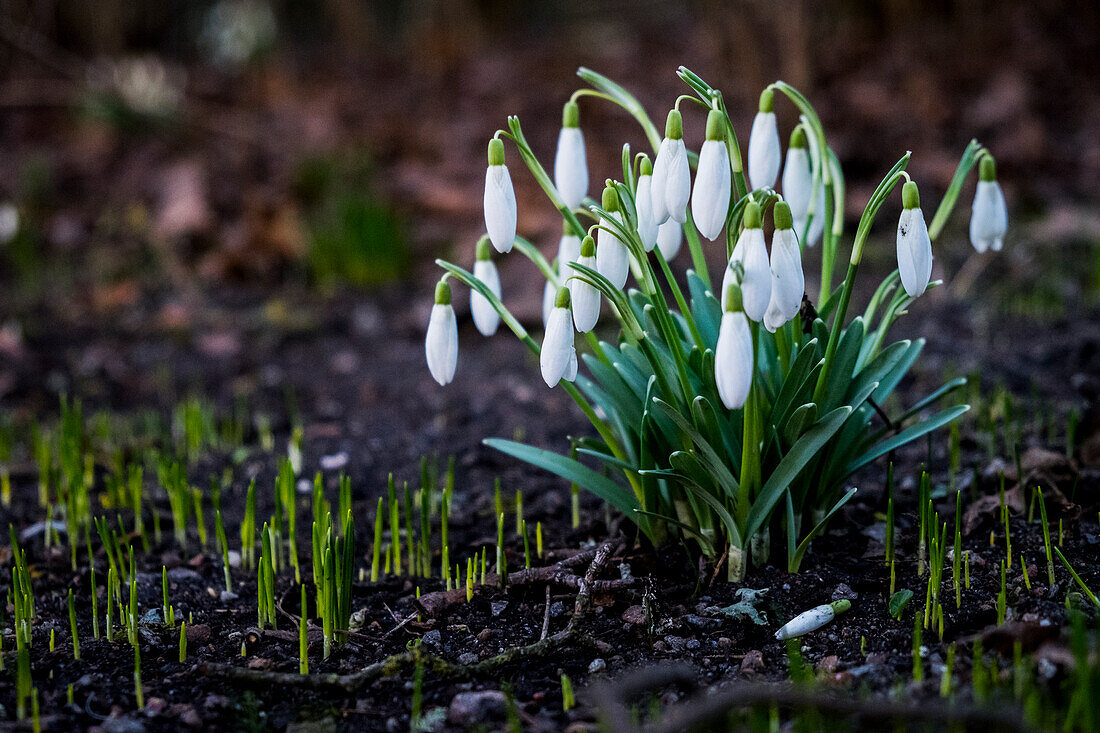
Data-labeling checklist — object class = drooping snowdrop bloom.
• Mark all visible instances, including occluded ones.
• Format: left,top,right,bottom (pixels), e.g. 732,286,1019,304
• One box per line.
763,202,805,333
969,156,1008,253
570,235,600,332
715,284,753,410
656,219,682,260
774,600,851,640
782,126,812,233
650,109,691,224
471,239,501,336
425,280,458,386
595,185,630,289
897,181,933,298
541,288,575,388
635,156,659,252
484,138,517,253
691,109,732,241
545,224,583,326
554,101,588,210
724,202,771,321
748,89,781,191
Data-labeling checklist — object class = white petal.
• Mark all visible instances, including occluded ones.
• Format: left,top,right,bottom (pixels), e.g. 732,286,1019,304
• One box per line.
969,180,1008,254
557,234,582,279
483,165,516,253
596,213,629,289
767,229,804,330
570,255,601,332
774,603,835,640
540,307,574,387
732,228,771,321
656,219,682,260
541,278,556,327
806,183,826,247
691,140,732,241
782,147,812,221
715,311,753,409
425,304,458,386
763,299,787,333
897,207,932,298
650,138,674,225
635,176,658,251
665,139,691,224
471,260,501,336
554,127,588,210
748,112,781,190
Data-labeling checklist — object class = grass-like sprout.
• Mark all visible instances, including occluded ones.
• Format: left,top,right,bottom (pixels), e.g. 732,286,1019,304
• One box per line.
1037,486,1055,586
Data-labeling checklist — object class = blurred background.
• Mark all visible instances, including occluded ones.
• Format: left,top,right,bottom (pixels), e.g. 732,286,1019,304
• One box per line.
1,0,1099,424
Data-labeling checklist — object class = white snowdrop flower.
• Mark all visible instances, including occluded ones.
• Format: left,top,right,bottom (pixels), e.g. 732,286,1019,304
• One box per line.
635,156,659,252
691,109,732,241
656,219,682,260
595,186,630,289
0,202,19,244
763,202,805,333
970,157,1007,253
425,281,458,386
471,239,501,336
715,286,753,410
748,89,781,191
554,101,588,210
725,202,771,321
557,223,582,280
483,138,517,253
651,110,690,225
897,181,933,298
782,126,812,231
570,235,600,332
541,288,575,388
805,183,826,248
774,599,851,640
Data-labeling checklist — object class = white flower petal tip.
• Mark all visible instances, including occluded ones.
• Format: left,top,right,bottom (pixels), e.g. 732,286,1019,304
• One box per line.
715,311,753,410
563,346,578,382
728,216,771,321
763,219,804,332
748,110,781,191
425,302,458,386
692,139,732,241
656,219,682,260
540,304,575,388
969,179,1007,254
554,125,588,210
471,258,502,337
774,600,851,640
897,183,933,299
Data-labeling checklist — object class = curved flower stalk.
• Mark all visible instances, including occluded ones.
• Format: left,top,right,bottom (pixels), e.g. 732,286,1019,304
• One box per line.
650,110,691,224
554,101,588,210
897,181,933,298
483,139,517,253
748,89,781,191
764,202,804,333
425,281,458,386
471,239,502,336
691,109,732,241
429,67,1004,582
970,157,1007,253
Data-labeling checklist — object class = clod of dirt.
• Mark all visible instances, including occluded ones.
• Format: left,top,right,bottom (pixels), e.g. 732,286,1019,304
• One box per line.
447,690,507,726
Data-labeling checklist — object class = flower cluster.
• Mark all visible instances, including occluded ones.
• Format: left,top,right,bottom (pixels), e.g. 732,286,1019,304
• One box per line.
426,67,1005,580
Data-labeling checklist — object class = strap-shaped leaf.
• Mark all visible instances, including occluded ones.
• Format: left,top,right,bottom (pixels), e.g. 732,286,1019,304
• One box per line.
788,487,858,571
842,404,970,478
484,439,641,520
783,403,818,446
897,377,967,422
653,398,742,503
872,338,924,403
744,405,852,542
821,317,864,412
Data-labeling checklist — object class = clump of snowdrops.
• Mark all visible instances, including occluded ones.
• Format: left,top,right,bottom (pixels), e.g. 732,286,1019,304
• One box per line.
426,67,1007,580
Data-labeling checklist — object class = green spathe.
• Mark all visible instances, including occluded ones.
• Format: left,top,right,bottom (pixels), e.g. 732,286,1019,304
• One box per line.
743,201,762,229
665,109,683,140
902,181,921,210
487,138,505,167
562,100,580,128
774,201,793,231
434,281,451,306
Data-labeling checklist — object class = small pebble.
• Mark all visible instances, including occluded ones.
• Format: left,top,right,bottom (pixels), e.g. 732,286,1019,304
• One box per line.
588,658,607,673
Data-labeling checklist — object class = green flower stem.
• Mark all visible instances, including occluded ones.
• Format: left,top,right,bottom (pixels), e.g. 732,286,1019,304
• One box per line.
575,67,662,152
818,149,846,304
737,321,762,528
683,210,712,291
500,118,586,238
927,139,986,242
652,247,706,350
